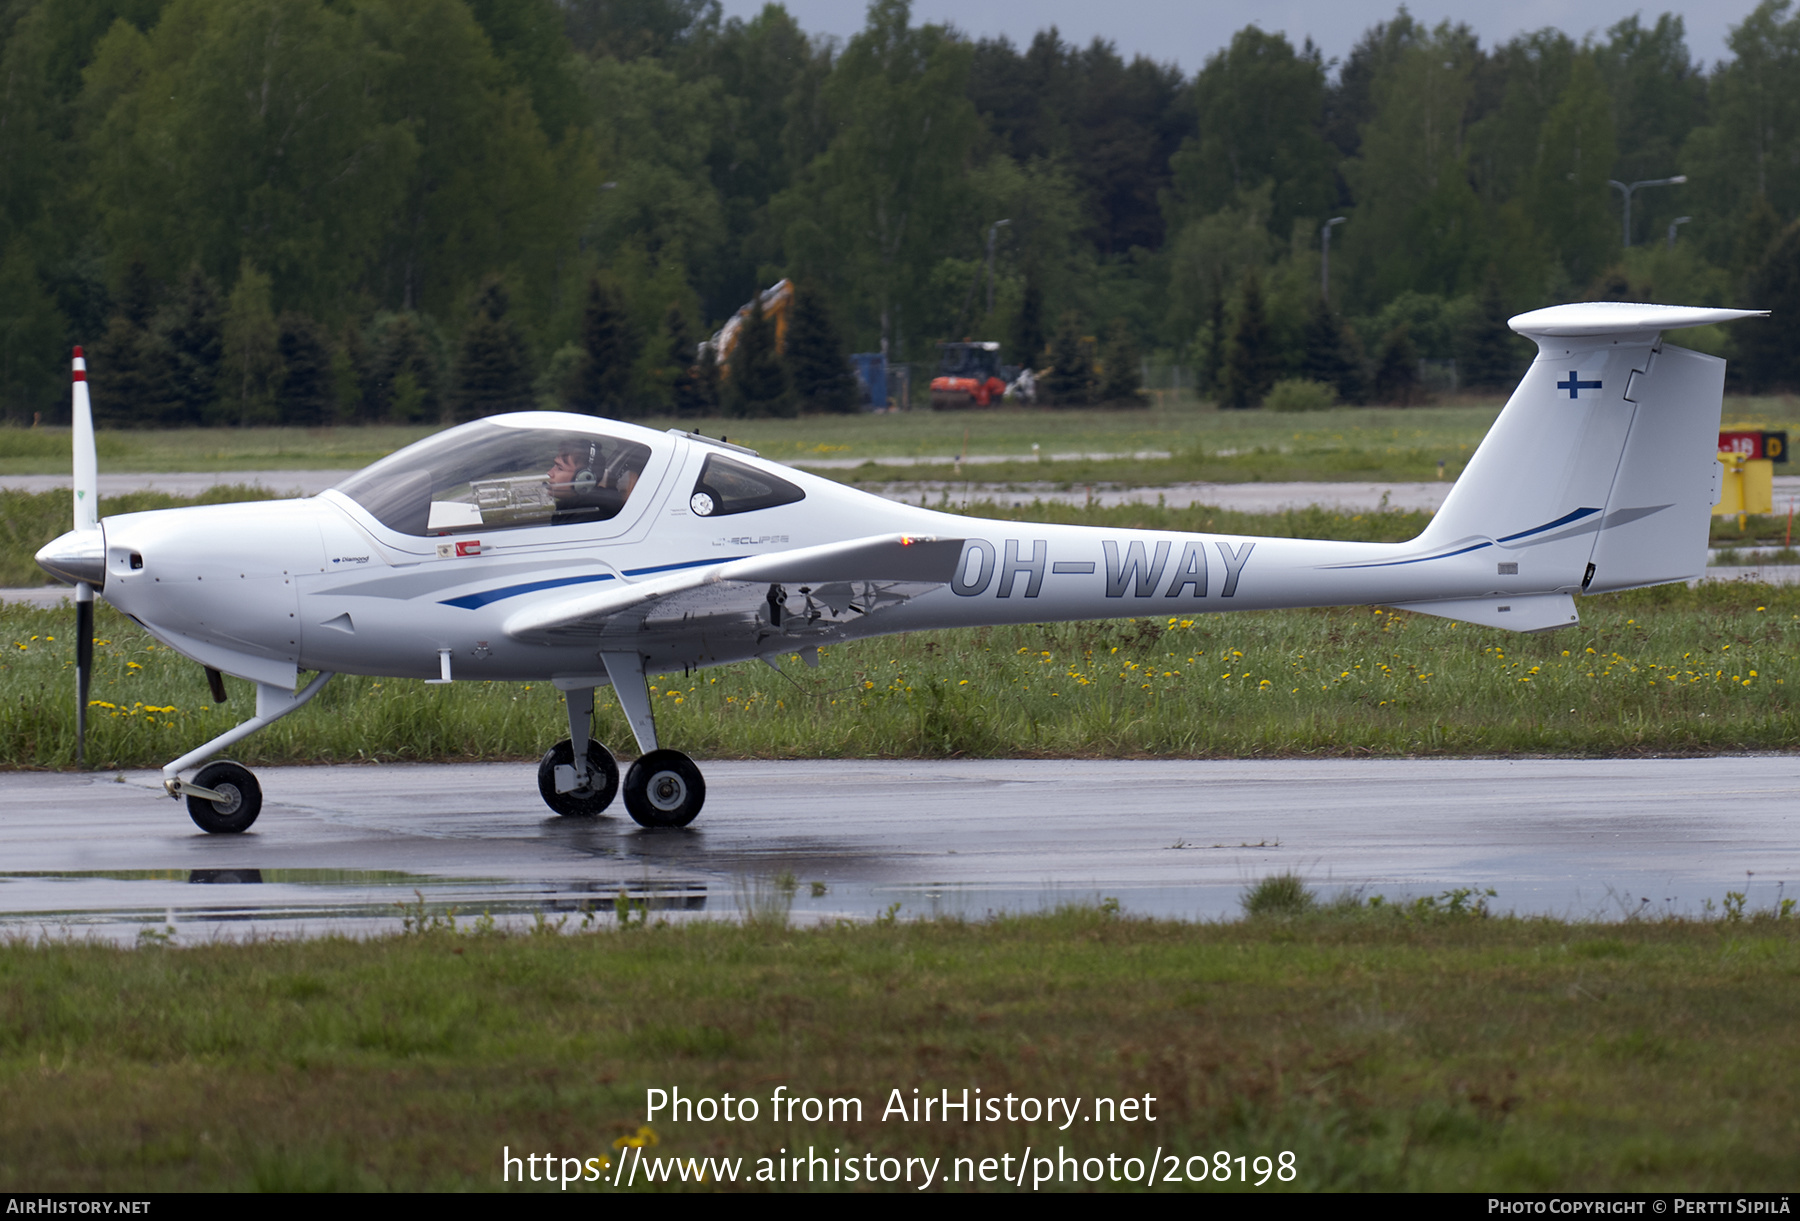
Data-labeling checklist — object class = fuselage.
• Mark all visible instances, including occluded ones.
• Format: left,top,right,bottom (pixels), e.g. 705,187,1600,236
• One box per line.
80,412,1578,690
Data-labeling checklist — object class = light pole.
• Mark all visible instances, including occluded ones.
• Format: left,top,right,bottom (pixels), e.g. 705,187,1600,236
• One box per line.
1607,175,1686,247
985,218,1011,316
1320,216,1346,300
1668,216,1691,250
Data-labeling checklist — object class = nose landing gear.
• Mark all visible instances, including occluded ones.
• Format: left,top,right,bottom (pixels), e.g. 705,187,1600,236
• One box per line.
184,760,262,833
162,671,334,835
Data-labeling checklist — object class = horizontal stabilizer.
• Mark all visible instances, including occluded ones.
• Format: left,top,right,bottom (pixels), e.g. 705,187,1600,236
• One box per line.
1389,593,1578,633
1508,302,1766,339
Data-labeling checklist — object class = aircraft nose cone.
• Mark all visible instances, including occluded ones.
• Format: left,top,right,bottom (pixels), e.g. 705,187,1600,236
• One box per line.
35,527,105,589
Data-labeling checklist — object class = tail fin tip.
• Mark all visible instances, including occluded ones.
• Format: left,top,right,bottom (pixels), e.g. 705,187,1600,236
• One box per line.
1509,302,1766,341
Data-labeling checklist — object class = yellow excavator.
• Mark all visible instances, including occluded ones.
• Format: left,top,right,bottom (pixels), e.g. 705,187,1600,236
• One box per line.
705,279,793,374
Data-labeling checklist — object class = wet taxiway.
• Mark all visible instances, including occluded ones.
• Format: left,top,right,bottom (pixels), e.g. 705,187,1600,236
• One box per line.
1,757,1795,941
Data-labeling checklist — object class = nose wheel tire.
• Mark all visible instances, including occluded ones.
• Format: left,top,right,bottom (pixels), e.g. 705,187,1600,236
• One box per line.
622,750,705,828
185,761,262,834
537,739,620,816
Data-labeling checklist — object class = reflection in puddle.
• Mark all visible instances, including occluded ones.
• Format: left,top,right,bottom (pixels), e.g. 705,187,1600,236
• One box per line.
3,869,1674,942
0,869,713,943
189,869,263,884
0,866,1270,943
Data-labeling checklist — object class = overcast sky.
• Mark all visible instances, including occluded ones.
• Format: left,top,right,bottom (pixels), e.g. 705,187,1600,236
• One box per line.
716,1,1769,74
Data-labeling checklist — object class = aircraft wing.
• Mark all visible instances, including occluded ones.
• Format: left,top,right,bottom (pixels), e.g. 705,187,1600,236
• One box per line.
501,533,964,646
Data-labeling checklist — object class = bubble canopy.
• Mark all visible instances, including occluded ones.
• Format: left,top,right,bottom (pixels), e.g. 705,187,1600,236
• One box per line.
333,418,656,536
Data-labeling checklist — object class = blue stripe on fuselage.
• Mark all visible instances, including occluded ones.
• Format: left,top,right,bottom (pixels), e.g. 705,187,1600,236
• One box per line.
439,573,615,609
1326,507,1602,571
438,555,746,609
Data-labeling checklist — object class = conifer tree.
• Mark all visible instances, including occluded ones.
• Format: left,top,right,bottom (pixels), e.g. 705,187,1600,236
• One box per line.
1372,324,1421,405
1044,312,1093,406
1220,271,1273,409
1738,220,1800,391
693,342,721,416
453,279,533,421
1010,278,1045,366
161,265,223,427
1735,194,1784,282
220,260,280,427
277,312,334,426
93,260,162,427
579,275,639,416
0,242,64,422
784,281,858,413
339,321,380,422
1096,320,1146,407
1300,295,1366,405
1458,271,1518,391
664,304,707,418
1199,280,1226,402
726,296,792,418
374,313,441,423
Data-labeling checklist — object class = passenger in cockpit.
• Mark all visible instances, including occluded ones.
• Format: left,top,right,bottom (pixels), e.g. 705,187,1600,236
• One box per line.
546,438,602,506
545,437,642,521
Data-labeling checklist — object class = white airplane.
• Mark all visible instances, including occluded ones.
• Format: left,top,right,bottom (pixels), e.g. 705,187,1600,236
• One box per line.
36,302,1763,834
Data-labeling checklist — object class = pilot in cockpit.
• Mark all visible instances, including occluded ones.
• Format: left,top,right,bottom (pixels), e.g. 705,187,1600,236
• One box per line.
545,437,643,521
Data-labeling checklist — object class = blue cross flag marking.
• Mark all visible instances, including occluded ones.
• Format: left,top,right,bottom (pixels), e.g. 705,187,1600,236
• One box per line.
1557,371,1603,399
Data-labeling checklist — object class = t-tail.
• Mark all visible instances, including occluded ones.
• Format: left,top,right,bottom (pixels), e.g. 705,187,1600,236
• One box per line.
1385,303,1766,632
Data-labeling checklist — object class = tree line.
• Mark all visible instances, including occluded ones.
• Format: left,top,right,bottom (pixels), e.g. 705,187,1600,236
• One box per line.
5,0,1800,425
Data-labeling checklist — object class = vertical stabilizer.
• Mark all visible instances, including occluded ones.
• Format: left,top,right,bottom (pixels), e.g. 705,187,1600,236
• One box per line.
1417,304,1765,595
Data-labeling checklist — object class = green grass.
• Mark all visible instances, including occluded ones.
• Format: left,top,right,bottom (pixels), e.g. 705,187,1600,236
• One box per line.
0,424,435,474
4,580,1796,770
0,402,1514,475
5,395,1795,482
4,393,1795,513
828,445,1477,488
0,906,1796,1190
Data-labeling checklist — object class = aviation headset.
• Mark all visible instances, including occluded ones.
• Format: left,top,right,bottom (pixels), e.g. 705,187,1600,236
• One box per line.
568,441,598,496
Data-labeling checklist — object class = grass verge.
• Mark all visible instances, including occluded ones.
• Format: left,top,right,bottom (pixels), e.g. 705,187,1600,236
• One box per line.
6,395,1796,487
3,580,1796,769
1,902,1796,1190
0,404,1507,476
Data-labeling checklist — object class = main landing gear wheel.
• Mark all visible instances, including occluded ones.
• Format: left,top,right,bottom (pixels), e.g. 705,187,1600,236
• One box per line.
622,750,705,828
537,739,620,816
185,760,262,834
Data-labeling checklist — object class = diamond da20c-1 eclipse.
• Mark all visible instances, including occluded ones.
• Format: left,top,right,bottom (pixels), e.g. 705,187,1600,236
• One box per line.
35,302,1763,832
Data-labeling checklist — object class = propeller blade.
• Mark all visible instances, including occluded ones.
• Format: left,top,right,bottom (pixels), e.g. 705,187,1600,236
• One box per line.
71,346,96,767
72,346,96,532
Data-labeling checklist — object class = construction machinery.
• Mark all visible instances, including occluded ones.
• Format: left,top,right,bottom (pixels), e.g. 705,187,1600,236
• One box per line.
704,279,793,375
929,341,1009,410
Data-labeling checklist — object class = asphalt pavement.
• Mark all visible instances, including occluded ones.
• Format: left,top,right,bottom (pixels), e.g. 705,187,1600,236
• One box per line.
1,757,1794,941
